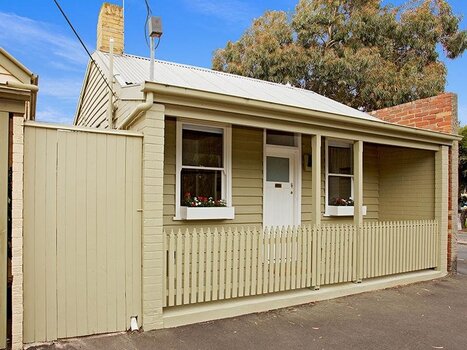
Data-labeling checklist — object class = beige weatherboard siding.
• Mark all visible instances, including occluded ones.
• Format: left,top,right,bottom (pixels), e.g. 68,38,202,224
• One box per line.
23,123,143,344
0,64,20,84
75,62,111,128
165,122,367,229
379,146,435,221
163,117,442,229
0,112,8,349
0,48,33,84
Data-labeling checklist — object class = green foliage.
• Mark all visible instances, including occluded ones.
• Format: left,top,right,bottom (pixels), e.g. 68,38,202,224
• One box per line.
459,125,467,195
212,0,467,111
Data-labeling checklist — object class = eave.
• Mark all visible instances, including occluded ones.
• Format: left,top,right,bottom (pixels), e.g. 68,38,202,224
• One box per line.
0,85,31,101
140,81,459,149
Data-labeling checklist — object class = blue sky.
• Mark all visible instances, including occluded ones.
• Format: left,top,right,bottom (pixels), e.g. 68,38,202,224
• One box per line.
0,0,466,125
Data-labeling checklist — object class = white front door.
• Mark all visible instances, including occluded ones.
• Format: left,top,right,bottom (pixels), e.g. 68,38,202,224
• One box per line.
264,150,297,227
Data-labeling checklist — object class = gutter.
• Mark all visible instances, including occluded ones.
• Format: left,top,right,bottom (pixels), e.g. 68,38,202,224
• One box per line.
142,81,461,144
5,80,39,120
118,91,154,130
5,80,39,92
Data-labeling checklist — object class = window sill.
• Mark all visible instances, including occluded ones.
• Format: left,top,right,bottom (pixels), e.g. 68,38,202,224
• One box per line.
324,206,367,217
177,206,235,220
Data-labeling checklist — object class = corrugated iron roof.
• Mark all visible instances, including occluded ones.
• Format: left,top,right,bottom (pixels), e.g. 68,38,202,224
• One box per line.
93,51,381,122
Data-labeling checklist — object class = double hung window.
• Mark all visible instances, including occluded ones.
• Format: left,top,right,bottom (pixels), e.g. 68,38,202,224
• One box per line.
326,139,354,211
175,121,232,219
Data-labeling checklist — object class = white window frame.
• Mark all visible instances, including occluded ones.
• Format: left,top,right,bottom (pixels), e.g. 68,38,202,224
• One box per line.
325,138,354,216
174,119,232,220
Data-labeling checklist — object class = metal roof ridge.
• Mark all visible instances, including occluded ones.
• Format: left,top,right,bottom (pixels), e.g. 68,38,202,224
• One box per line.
95,50,376,120
118,53,374,119
115,52,324,95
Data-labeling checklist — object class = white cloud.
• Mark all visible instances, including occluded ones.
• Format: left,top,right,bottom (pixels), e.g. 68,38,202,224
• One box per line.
183,0,254,24
39,77,83,101
0,12,88,124
36,106,74,125
0,12,88,68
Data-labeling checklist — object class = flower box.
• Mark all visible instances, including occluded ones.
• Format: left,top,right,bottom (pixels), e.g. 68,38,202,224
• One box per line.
325,205,367,217
179,206,235,220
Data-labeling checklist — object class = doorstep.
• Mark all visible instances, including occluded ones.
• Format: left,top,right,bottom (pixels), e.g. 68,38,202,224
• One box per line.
162,270,445,328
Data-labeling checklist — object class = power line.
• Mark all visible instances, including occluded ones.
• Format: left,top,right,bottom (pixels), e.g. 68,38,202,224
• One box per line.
144,0,152,18
144,0,152,47
143,1,161,55
52,0,118,100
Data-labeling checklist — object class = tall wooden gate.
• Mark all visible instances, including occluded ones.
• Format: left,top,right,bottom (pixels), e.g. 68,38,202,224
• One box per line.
0,112,8,349
23,123,143,343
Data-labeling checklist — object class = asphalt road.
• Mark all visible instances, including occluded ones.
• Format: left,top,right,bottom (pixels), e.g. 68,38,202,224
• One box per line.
31,275,467,350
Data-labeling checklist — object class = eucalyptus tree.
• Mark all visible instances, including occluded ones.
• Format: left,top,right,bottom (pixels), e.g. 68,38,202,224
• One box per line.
212,0,467,111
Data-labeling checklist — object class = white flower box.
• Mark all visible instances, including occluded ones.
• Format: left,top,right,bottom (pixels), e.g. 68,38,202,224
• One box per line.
326,205,367,217
179,206,235,220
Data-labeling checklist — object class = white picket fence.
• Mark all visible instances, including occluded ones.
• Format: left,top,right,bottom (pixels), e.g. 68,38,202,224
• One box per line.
164,220,439,307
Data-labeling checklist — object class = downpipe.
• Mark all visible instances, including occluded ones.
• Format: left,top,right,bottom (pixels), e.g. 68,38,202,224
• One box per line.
117,91,154,130
118,35,156,130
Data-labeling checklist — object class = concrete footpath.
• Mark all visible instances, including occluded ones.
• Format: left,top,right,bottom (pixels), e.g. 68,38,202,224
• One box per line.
31,275,467,350
458,232,467,245
457,232,467,277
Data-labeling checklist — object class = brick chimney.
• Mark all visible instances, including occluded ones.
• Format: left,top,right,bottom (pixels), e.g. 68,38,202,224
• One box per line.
97,3,124,54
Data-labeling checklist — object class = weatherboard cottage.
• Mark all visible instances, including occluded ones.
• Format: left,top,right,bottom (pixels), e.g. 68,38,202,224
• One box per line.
5,2,459,348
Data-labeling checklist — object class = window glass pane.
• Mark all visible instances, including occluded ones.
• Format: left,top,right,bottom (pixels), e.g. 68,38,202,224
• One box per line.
329,146,352,174
328,176,352,205
181,169,222,205
182,128,223,167
266,156,289,182
266,130,296,147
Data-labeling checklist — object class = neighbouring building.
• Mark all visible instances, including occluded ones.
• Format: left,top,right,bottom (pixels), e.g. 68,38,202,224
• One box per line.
0,47,38,349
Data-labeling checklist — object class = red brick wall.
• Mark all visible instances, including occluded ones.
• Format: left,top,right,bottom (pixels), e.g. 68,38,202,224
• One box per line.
371,93,459,272
370,93,458,134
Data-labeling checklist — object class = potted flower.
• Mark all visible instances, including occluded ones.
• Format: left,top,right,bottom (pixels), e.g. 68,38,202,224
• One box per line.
180,192,235,220
326,197,367,216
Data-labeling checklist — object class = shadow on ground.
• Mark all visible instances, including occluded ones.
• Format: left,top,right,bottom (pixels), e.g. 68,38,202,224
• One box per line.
30,275,467,350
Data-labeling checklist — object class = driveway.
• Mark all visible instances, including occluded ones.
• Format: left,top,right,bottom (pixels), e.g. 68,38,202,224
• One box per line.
31,275,467,350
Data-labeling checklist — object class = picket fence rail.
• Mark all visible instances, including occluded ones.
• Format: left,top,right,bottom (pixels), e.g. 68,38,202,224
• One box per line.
164,220,439,307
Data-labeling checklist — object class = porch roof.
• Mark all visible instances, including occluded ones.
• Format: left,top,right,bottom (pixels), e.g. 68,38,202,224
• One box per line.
93,51,380,123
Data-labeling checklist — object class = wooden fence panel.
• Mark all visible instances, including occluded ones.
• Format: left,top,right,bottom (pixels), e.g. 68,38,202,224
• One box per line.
164,220,438,307
23,125,142,343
